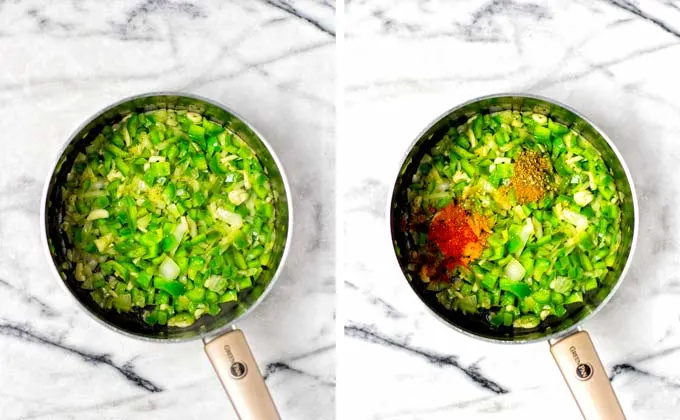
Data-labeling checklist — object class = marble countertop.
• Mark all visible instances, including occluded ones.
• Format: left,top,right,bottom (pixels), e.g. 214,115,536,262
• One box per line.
0,1,334,419
343,1,680,419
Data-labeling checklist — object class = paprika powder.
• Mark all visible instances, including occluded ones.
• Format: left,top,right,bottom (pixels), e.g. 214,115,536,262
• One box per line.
428,203,489,268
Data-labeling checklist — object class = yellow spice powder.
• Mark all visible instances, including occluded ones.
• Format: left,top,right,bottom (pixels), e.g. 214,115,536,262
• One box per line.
511,150,552,204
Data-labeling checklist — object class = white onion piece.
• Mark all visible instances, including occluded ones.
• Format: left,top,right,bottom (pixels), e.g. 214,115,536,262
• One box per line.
563,209,588,229
519,217,534,243
574,191,593,207
186,112,202,123
434,182,450,192
159,257,180,280
505,258,526,281
228,189,249,205
173,217,188,243
215,208,243,228
87,209,109,221
94,233,113,253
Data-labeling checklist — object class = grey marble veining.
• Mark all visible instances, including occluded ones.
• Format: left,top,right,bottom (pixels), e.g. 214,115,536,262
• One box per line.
0,1,335,419
343,0,680,419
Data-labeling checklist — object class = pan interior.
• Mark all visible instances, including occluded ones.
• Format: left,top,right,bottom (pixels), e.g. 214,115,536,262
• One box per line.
44,94,290,341
390,95,636,343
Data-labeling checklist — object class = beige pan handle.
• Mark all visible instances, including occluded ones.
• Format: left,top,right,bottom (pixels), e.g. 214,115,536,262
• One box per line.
204,328,281,420
550,330,625,420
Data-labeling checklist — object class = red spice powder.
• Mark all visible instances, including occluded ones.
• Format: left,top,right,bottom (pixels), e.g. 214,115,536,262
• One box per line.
428,203,489,268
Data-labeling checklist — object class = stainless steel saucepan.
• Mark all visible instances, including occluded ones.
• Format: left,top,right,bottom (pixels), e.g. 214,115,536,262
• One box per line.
389,94,638,419
41,92,292,420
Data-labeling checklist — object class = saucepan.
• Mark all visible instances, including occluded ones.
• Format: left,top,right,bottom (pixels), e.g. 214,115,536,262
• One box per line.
40,92,292,420
388,94,638,419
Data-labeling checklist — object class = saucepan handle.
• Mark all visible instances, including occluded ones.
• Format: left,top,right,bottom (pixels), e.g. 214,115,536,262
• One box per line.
204,328,281,420
549,330,625,420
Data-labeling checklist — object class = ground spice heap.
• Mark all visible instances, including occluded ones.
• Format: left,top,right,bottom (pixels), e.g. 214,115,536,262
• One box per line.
428,203,490,269
511,150,552,203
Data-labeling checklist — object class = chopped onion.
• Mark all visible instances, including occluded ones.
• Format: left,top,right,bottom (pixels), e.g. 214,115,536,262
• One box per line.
566,156,583,165
513,205,526,220
452,170,469,183
204,275,228,294
94,233,113,253
86,209,109,221
563,208,588,229
106,170,123,182
550,276,573,294
467,128,477,147
173,217,188,243
122,126,132,146
574,190,593,207
504,258,526,281
434,182,450,192
187,217,198,237
228,189,249,205
159,257,180,280
186,112,202,124
519,217,534,243
532,114,547,124
215,207,243,228
75,262,86,282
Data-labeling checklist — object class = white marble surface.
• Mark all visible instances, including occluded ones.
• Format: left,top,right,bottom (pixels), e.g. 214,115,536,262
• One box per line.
0,1,334,419
343,1,680,419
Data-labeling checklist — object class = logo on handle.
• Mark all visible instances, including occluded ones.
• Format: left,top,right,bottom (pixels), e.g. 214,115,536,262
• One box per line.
569,346,594,381
224,345,248,380
575,363,593,381
229,361,248,379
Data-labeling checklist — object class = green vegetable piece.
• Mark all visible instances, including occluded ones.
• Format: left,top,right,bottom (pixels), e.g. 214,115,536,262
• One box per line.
513,315,540,329
237,276,252,290
185,286,206,303
506,236,522,254
187,123,205,139
481,273,498,291
153,276,185,297
151,161,171,177
161,235,179,253
461,159,476,177
534,125,551,141
168,313,195,328
565,292,584,305
550,276,573,294
113,294,132,312
499,278,531,298
503,312,514,327
135,272,152,290
584,277,598,291
532,290,550,305
157,310,169,325
203,120,224,136
204,275,228,295
490,312,505,327
220,290,238,303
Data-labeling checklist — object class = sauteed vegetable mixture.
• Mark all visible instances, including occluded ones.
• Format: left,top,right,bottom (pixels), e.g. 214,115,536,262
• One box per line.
61,110,276,328
406,111,622,329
